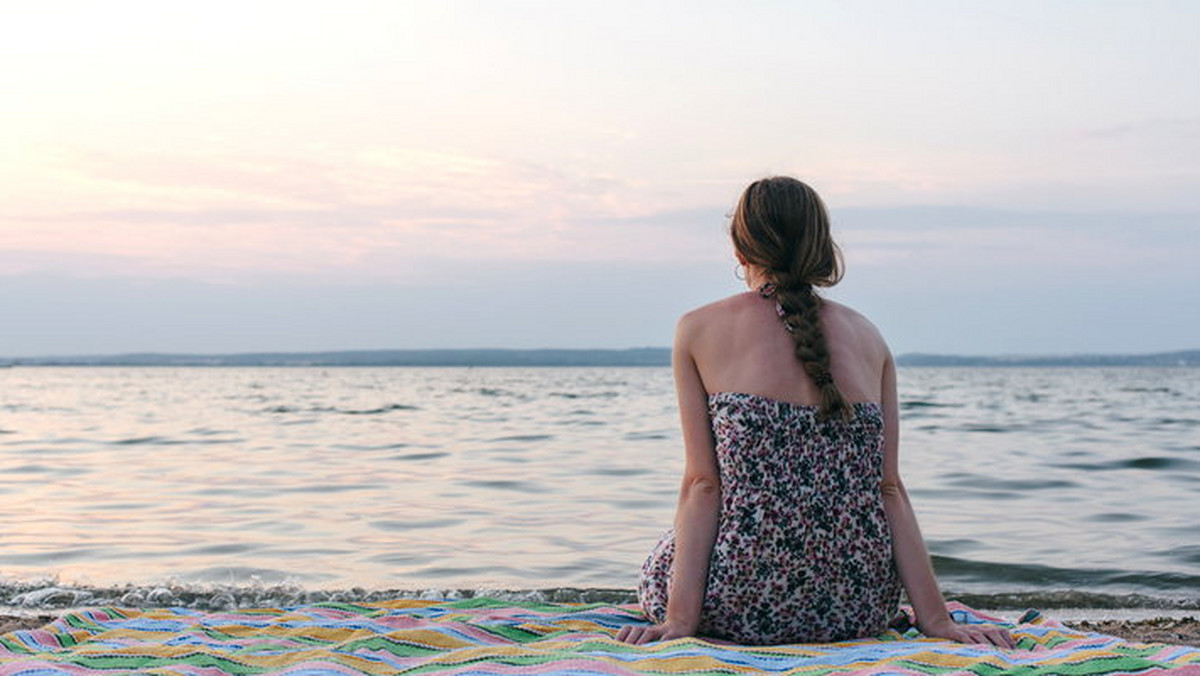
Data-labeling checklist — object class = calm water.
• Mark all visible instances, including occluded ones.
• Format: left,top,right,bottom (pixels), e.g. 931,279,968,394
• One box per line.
1,366,1198,610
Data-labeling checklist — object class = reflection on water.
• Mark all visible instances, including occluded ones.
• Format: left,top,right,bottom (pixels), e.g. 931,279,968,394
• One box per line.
0,367,679,590
1,366,1198,607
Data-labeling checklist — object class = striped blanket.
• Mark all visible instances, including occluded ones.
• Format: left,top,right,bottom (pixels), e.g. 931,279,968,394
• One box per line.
3,599,1199,675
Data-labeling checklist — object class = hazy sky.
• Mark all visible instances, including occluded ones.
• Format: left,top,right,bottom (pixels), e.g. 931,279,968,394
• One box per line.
2,1,1197,357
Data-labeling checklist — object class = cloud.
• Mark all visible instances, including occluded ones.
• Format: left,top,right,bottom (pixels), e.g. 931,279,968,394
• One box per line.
1,145,690,280
4,136,1197,290
832,206,1200,275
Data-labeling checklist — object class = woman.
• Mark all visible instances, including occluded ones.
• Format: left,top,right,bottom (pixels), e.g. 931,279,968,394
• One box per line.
617,177,1014,648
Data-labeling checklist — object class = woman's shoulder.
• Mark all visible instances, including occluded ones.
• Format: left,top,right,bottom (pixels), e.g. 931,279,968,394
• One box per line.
677,292,761,332
820,298,877,330
819,299,891,360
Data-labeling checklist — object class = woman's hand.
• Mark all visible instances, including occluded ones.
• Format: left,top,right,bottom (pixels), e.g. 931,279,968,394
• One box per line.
616,620,694,645
920,616,1017,649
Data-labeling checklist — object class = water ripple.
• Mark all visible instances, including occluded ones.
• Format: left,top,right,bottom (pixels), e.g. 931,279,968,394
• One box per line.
0,365,1196,606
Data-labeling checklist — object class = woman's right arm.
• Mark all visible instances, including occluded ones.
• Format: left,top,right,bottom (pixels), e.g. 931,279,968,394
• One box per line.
617,313,722,645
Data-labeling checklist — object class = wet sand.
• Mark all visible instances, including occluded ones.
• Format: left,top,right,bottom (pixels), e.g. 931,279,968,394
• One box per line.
2,613,1198,647
1068,618,1200,647
0,614,56,634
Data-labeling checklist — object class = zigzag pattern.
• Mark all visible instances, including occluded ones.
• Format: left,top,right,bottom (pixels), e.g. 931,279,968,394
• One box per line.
2,599,1199,675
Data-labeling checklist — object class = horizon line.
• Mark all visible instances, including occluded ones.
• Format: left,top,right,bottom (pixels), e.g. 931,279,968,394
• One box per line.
3,347,1198,368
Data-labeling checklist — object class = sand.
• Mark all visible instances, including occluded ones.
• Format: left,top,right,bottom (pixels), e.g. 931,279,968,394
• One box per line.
2,613,1198,647
0,614,56,635
1068,617,1200,647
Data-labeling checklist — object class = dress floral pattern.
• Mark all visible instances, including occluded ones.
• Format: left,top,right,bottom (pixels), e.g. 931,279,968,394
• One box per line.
638,392,902,644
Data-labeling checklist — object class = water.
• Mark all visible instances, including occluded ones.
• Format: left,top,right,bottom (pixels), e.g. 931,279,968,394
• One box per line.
1,366,1197,611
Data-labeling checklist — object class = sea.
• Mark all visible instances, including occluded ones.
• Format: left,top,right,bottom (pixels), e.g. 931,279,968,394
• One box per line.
1,366,1198,616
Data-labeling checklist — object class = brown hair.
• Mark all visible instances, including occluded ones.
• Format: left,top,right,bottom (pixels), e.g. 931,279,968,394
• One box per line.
730,176,852,421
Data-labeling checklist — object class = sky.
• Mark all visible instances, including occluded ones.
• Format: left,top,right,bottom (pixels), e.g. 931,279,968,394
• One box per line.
2,0,1198,357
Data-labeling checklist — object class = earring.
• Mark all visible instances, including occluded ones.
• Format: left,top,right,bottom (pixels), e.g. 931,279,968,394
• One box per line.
734,263,746,281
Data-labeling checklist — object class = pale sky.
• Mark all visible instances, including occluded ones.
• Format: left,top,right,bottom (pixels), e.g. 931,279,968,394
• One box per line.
2,1,1198,357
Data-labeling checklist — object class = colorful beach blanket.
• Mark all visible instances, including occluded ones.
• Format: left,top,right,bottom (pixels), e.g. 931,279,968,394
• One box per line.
3,599,1200,675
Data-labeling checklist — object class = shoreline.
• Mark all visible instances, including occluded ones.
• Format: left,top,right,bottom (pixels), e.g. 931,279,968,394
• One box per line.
3,610,1198,647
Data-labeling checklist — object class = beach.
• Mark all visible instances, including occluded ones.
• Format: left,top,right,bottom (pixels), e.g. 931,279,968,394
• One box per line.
1070,617,1200,646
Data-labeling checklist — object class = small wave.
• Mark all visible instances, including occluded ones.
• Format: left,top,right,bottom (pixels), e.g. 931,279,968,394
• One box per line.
1126,456,1200,470
947,589,1200,610
182,543,263,556
932,555,1200,594
1154,545,1200,566
458,479,552,493
333,442,411,451
1086,512,1149,523
1,548,106,565
390,451,450,462
92,502,153,511
8,587,96,608
179,566,320,586
558,420,607,427
1155,417,1200,426
624,431,671,440
111,435,169,445
927,538,984,555
490,434,554,443
369,518,464,532
474,387,517,398
611,498,671,510
186,427,237,436
109,435,242,446
281,483,385,494
945,475,1080,492
901,401,964,409
263,403,418,415
3,463,56,474
366,552,437,566
958,424,1012,433
340,404,419,415
1,404,76,414
418,565,521,578
1055,457,1200,471
591,467,651,477
2,580,1195,612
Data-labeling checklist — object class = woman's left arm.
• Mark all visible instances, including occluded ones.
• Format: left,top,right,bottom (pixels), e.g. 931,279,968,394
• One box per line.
880,352,1016,649
617,314,722,645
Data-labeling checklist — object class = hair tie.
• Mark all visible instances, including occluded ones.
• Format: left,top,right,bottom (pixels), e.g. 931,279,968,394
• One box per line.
756,283,776,298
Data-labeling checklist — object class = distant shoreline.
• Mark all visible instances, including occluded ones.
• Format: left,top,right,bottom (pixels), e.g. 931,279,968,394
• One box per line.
2,348,1197,367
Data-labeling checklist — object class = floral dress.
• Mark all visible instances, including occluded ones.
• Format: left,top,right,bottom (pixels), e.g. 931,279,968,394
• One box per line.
637,392,902,644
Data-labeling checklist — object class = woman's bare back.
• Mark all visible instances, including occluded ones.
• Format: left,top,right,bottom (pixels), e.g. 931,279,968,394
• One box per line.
682,291,889,406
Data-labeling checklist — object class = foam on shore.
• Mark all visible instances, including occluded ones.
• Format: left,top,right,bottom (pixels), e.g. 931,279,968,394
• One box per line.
3,580,1199,620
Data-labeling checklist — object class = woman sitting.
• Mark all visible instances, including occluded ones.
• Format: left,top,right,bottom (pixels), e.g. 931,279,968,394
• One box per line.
617,177,1014,648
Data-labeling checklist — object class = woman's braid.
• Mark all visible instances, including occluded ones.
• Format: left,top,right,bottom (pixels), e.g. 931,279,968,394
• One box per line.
772,269,854,422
